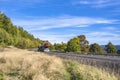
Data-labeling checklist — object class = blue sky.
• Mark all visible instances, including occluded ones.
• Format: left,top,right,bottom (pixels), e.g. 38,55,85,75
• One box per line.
0,0,120,45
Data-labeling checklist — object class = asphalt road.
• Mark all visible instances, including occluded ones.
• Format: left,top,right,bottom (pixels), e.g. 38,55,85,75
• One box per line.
46,51,120,62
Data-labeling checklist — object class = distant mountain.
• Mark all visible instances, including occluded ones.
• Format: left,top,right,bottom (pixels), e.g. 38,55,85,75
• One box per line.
115,45,120,50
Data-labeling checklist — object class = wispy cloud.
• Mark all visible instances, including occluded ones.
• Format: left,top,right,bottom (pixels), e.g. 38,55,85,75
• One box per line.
32,31,120,44
86,31,120,45
102,27,120,35
11,16,120,44
73,0,120,8
12,16,118,31
32,32,76,43
102,26,117,30
86,32,119,37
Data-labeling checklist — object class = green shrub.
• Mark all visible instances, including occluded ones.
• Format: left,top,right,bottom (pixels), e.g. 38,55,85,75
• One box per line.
0,73,3,80
64,61,83,80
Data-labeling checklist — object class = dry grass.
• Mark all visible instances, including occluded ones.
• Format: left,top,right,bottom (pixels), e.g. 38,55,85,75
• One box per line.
64,60,118,80
0,47,68,80
0,47,118,80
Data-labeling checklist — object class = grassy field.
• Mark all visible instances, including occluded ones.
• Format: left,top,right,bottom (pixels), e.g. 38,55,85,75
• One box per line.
0,47,118,80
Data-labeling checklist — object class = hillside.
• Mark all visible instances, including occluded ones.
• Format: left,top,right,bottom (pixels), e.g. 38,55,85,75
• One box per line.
0,47,118,80
0,12,43,48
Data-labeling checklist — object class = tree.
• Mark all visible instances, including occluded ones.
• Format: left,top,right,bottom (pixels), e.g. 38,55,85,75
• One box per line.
78,35,89,54
0,28,14,46
60,42,67,52
106,42,117,54
89,43,106,54
54,43,61,51
54,42,67,52
49,44,55,50
0,13,3,28
0,12,43,48
66,37,81,52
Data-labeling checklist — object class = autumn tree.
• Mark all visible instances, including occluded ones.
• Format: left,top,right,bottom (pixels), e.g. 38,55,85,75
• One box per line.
106,42,117,54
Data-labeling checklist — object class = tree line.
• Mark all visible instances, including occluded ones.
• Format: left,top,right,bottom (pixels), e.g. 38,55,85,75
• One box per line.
0,12,43,48
0,12,119,54
50,35,119,54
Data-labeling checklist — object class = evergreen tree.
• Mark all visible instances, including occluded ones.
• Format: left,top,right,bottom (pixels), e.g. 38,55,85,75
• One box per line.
66,37,81,52
106,42,117,54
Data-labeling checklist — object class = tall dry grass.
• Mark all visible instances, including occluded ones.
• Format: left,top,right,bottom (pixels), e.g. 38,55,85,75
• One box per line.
64,60,118,80
0,47,69,80
0,47,118,80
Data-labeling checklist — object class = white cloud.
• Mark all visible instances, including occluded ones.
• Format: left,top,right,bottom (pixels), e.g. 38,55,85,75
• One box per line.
32,32,76,44
12,16,117,31
86,32,119,37
73,0,120,8
33,31,120,44
102,26,117,30
11,16,120,44
77,0,109,5
86,31,120,45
